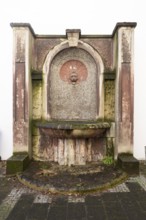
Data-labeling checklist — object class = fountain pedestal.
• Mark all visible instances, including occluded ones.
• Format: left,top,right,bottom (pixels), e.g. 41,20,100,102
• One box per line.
35,121,110,165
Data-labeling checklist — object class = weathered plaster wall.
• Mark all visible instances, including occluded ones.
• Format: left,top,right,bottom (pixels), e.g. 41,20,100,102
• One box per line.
82,38,113,70
12,25,35,158
35,37,113,72
115,26,135,155
104,80,115,120
32,129,107,165
32,81,42,119
10,23,136,164
35,38,63,71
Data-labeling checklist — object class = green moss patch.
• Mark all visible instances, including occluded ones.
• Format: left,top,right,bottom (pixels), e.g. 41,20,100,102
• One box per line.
17,161,128,195
6,153,30,175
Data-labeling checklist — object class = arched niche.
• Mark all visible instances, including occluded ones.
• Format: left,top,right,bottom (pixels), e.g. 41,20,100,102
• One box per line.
43,40,104,120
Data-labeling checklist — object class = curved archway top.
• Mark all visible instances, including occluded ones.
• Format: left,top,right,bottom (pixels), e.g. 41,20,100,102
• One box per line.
43,39,104,76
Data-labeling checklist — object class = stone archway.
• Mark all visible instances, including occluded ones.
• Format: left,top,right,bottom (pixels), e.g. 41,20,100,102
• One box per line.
43,39,104,120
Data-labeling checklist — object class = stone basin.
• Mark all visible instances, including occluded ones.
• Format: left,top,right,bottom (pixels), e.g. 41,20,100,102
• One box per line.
36,121,111,138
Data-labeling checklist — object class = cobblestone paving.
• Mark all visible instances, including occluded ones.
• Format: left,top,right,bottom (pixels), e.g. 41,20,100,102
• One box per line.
0,175,146,219
1,160,146,220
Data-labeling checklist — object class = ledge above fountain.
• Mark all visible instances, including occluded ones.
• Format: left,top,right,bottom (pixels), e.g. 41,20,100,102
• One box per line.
35,120,111,139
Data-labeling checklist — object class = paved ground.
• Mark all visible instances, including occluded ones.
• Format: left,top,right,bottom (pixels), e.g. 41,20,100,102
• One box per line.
1,162,146,220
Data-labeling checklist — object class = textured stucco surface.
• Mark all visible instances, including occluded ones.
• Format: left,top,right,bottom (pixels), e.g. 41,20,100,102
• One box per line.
49,48,98,120
32,81,42,119
104,80,115,120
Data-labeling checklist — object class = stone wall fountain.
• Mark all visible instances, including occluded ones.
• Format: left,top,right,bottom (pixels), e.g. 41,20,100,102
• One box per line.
7,22,138,174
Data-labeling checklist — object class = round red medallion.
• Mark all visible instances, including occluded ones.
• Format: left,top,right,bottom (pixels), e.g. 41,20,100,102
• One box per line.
60,60,88,84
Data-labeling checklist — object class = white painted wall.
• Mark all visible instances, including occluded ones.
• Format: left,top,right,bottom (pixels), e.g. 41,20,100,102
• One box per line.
0,0,146,160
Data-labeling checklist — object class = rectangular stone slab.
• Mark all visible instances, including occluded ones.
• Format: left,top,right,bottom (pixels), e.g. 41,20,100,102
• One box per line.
117,154,139,175
6,153,30,175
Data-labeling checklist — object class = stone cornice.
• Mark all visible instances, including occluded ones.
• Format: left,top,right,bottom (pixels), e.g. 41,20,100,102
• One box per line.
10,22,137,39
112,22,137,36
10,23,36,37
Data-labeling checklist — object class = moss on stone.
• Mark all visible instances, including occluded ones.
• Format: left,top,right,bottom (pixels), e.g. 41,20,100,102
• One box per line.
102,156,114,165
104,80,115,120
106,137,114,157
6,153,30,175
33,119,111,130
32,81,42,120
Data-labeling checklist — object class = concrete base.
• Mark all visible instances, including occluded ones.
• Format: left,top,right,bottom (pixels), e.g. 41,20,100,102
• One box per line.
6,153,30,175
117,154,139,175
